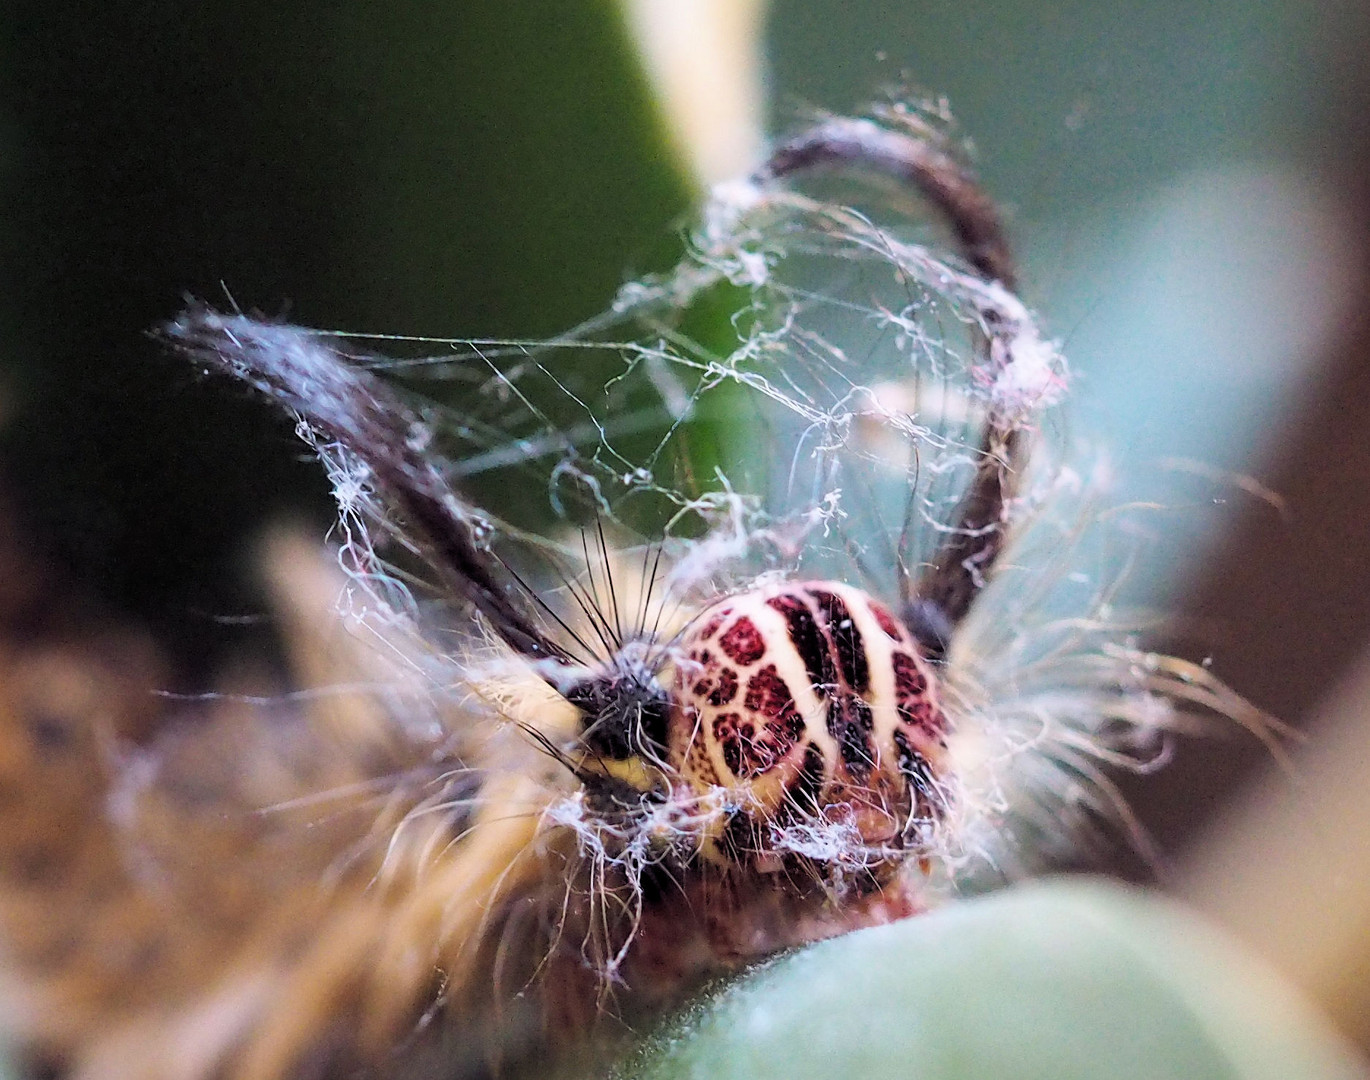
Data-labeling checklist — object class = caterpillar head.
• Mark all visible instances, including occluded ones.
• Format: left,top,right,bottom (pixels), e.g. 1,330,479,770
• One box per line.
666,581,948,870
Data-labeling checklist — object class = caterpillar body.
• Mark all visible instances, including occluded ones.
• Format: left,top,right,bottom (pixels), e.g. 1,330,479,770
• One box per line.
0,104,1255,1080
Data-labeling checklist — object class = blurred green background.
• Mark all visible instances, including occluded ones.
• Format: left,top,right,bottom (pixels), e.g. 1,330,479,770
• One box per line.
0,1,1362,625
4,0,1367,675
0,1,699,674
619,881,1367,1080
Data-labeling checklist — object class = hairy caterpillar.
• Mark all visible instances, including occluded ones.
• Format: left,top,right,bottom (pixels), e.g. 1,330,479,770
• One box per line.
0,103,1268,1080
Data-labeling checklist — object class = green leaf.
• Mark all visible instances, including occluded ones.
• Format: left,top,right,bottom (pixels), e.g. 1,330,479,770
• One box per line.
616,880,1368,1080
0,0,709,625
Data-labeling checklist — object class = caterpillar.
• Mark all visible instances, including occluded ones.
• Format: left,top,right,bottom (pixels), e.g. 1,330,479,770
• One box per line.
0,102,1265,1080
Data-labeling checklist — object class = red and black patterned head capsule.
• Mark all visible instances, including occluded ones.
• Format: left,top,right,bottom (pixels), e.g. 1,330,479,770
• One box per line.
667,581,948,863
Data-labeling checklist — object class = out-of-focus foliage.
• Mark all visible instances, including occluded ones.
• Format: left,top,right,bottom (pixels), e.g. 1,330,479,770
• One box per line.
0,1,698,667
616,880,1368,1080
